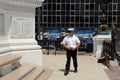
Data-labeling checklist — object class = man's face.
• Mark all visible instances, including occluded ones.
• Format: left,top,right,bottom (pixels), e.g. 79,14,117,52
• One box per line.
69,31,74,36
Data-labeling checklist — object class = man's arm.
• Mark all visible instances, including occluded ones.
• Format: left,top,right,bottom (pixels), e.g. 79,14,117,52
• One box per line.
61,37,71,50
71,43,80,51
62,44,70,50
76,43,80,48
75,36,80,49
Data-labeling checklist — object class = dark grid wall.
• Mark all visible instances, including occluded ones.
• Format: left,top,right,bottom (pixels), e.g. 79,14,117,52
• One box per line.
35,0,120,36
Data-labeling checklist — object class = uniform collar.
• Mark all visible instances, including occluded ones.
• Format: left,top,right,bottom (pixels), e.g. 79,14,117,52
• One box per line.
67,35,74,37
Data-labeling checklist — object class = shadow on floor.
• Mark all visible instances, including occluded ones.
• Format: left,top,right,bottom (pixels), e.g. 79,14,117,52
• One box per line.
59,69,74,72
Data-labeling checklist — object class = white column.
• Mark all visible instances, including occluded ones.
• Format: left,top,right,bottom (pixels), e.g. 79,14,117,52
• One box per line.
0,0,44,66
93,35,111,58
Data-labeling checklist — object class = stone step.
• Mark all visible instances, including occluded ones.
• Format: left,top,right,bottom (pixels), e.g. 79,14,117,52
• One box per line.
23,66,44,80
0,54,21,67
36,68,53,80
0,64,35,80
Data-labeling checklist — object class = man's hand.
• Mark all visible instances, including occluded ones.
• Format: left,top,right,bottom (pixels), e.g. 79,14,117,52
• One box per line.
65,47,75,51
70,43,80,51
70,47,76,51
62,43,80,51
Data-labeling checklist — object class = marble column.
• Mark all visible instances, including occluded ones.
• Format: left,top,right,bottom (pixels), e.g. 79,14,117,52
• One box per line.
0,0,44,66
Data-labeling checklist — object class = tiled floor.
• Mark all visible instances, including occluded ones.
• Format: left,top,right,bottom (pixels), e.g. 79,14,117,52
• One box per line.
42,52,120,80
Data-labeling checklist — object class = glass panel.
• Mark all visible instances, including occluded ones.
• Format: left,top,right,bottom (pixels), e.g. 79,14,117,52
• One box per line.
52,0,56,3
48,0,51,3
43,4,47,10
53,4,56,10
52,16,56,22
85,17,89,22
43,16,47,22
57,4,61,10
61,4,65,10
66,16,70,22
61,16,65,22
113,4,117,10
71,16,74,22
48,4,51,10
66,0,70,3
66,4,70,10
71,4,75,10
71,0,75,3
57,16,60,22
57,11,61,15
70,11,75,15
90,4,94,10
75,16,80,22
62,0,65,3
48,16,51,22
57,0,60,2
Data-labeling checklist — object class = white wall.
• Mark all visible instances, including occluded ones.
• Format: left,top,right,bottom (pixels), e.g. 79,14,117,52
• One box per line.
0,2,40,53
0,14,5,37
0,1,42,66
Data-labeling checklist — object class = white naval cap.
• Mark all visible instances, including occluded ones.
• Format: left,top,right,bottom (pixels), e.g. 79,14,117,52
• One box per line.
68,28,74,31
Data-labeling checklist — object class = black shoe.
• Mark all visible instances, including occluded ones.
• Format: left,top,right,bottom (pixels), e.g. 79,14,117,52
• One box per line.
64,70,69,75
74,69,77,73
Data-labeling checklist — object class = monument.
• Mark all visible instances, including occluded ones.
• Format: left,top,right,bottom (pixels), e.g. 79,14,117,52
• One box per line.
0,0,44,66
93,0,112,58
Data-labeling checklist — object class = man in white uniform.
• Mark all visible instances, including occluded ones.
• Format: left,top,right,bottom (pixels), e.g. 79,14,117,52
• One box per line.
61,28,80,75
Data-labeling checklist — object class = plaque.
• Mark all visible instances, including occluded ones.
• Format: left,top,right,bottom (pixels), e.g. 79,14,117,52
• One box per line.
11,17,34,38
